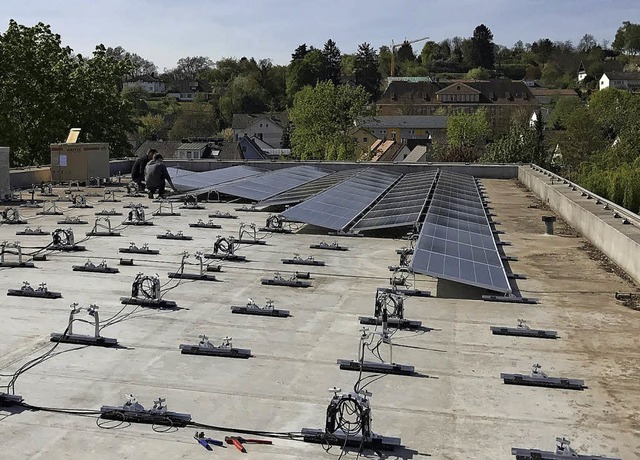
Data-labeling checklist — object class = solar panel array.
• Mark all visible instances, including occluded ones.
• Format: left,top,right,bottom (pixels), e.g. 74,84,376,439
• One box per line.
215,165,329,201
170,165,264,192
411,171,511,294
281,168,401,231
350,170,437,231
258,168,363,206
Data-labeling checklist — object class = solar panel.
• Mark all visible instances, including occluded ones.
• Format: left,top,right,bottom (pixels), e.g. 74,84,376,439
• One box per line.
258,168,363,206
171,165,265,192
411,171,511,294
215,165,329,201
281,168,401,231
351,170,437,231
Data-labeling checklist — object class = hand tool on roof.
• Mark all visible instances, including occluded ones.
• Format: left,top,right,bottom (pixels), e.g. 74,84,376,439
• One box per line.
225,436,273,452
194,431,224,450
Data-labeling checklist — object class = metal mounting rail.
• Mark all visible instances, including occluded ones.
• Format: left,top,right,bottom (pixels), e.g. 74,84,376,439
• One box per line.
529,164,640,227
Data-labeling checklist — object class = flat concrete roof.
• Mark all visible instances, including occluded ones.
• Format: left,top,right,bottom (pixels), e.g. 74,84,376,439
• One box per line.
0,178,637,459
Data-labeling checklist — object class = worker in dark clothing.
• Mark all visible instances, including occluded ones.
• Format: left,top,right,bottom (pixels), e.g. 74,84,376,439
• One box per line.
131,149,155,191
144,153,177,199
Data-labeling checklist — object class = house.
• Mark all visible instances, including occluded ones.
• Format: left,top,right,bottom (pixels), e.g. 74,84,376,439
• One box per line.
599,72,640,91
357,115,447,149
236,135,291,160
176,142,215,160
377,79,538,133
369,139,411,162
123,74,166,93
348,127,378,159
133,140,182,159
403,145,429,163
232,112,289,148
166,80,210,101
577,62,587,83
526,86,579,127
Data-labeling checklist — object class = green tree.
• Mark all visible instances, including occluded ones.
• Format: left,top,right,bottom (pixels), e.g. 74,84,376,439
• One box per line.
286,48,323,103
440,109,490,162
289,81,374,160
466,67,491,79
105,46,157,77
547,97,583,130
354,43,382,100
471,24,495,69
557,107,605,167
484,110,547,165
219,75,268,125
612,21,640,54
321,39,342,85
168,102,218,140
378,45,392,78
396,41,416,63
0,21,134,165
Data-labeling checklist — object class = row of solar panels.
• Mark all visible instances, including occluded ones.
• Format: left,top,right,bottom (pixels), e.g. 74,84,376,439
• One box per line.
169,164,511,294
169,165,434,232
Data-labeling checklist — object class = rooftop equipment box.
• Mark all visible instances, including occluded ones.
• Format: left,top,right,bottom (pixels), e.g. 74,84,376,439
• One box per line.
50,142,110,183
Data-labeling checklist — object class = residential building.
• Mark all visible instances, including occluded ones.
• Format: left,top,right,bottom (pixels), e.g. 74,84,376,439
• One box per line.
526,84,579,127
403,145,429,163
577,62,587,83
377,79,539,133
176,142,214,160
123,74,166,93
348,127,378,159
236,134,291,160
369,139,411,162
166,80,210,101
358,115,447,148
133,140,182,159
599,72,640,91
232,112,289,148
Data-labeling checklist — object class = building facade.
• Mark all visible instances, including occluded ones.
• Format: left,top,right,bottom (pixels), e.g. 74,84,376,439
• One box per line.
377,80,538,133
123,75,166,93
231,113,289,149
599,72,640,91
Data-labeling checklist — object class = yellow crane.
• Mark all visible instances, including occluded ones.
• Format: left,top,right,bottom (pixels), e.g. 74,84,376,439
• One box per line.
390,36,430,77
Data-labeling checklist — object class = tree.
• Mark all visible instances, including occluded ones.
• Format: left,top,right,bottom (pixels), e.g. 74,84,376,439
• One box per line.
471,24,495,69
286,48,323,102
219,75,268,125
289,81,374,160
612,21,640,54
577,34,598,53
291,43,309,62
0,21,134,165
378,45,392,78
165,56,213,82
466,67,491,79
440,109,490,162
484,110,547,165
547,97,583,130
396,41,416,63
168,102,218,140
531,38,555,63
353,42,382,101
105,46,157,77
321,39,342,85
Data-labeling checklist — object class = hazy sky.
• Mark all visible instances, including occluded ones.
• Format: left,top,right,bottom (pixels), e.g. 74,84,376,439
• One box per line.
2,0,639,70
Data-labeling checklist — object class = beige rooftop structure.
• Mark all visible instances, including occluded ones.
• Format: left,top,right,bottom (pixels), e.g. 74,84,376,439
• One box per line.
0,162,637,459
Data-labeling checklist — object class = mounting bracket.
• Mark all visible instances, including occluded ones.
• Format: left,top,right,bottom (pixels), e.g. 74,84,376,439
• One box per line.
153,200,181,217
95,208,123,216
119,242,160,255
123,205,153,226
501,363,586,390
282,253,325,266
204,236,246,261
208,210,237,219
189,219,221,229
0,241,35,267
72,259,119,274
99,190,120,202
231,298,290,317
86,217,121,236
261,272,311,288
57,217,88,225
157,230,192,240
120,273,177,309
180,194,205,209
168,252,217,281
16,227,50,236
70,194,92,208
100,395,191,427
310,241,348,251
180,335,251,358
236,222,266,245
491,319,557,339
50,303,118,347
36,202,64,216
7,281,62,298
259,214,292,233
511,437,621,460
51,228,86,251
2,207,27,224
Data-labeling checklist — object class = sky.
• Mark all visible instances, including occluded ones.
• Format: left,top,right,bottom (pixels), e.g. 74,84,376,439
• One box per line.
2,0,639,70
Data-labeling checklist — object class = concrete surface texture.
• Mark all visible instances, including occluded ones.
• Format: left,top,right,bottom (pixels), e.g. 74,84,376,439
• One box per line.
0,178,637,460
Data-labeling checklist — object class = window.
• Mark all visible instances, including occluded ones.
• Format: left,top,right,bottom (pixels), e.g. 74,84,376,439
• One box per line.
266,124,269,127
186,152,192,159
391,131,396,140
260,123,263,127
363,137,368,143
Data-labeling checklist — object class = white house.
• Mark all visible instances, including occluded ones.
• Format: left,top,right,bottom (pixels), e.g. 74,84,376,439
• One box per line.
123,74,166,93
232,113,289,149
577,62,587,83
599,72,640,91
176,142,211,160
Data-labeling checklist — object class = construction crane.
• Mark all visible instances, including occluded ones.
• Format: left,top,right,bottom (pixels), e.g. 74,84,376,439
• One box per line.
390,36,429,77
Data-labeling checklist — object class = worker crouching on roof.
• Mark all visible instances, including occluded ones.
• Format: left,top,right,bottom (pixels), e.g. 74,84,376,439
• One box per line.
131,148,155,191
144,153,177,199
